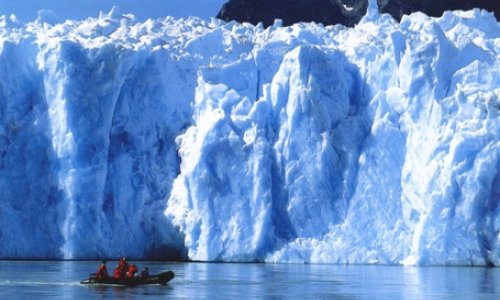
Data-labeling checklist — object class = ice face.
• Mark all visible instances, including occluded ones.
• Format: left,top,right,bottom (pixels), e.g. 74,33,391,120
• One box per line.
0,8,498,264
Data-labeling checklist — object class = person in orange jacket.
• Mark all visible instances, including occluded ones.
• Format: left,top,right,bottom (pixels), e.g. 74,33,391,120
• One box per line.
95,261,108,280
127,263,139,278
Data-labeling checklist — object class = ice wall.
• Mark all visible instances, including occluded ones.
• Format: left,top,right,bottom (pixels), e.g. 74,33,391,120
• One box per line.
167,7,500,264
0,6,499,264
0,11,208,259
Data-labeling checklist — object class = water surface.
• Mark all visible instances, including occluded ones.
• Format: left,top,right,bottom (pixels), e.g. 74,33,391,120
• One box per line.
0,261,498,299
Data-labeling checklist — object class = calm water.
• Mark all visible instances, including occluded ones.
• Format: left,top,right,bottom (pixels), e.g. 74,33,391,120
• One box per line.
0,261,499,299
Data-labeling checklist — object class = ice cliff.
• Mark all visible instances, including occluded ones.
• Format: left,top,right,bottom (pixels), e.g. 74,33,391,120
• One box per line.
0,3,499,265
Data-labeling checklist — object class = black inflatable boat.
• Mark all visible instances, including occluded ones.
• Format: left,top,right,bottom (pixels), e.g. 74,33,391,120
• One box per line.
80,271,175,286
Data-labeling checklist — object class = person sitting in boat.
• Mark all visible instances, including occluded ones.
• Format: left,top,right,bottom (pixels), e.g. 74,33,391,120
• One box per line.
95,261,108,279
118,257,129,278
119,257,128,270
113,264,121,279
127,263,139,278
140,267,150,279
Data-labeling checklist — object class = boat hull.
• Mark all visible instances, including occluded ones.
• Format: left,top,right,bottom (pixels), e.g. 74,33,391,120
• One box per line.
80,271,175,286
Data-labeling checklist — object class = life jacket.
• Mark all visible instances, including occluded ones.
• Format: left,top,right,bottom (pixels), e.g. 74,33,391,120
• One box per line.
118,259,128,277
127,264,138,278
113,267,121,279
118,259,128,271
118,259,127,268
96,264,108,279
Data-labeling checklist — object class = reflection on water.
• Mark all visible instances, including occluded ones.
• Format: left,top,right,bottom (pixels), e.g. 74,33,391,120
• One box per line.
0,261,498,299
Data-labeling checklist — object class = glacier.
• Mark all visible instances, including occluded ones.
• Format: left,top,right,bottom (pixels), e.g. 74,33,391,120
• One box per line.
0,2,499,264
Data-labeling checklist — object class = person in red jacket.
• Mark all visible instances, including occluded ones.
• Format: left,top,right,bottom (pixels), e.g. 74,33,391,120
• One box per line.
118,257,129,278
118,257,128,270
127,263,139,278
113,264,121,279
95,261,108,280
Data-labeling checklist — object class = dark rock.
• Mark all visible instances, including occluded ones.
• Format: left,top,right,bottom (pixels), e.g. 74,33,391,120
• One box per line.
380,0,498,21
216,0,499,27
216,0,354,27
